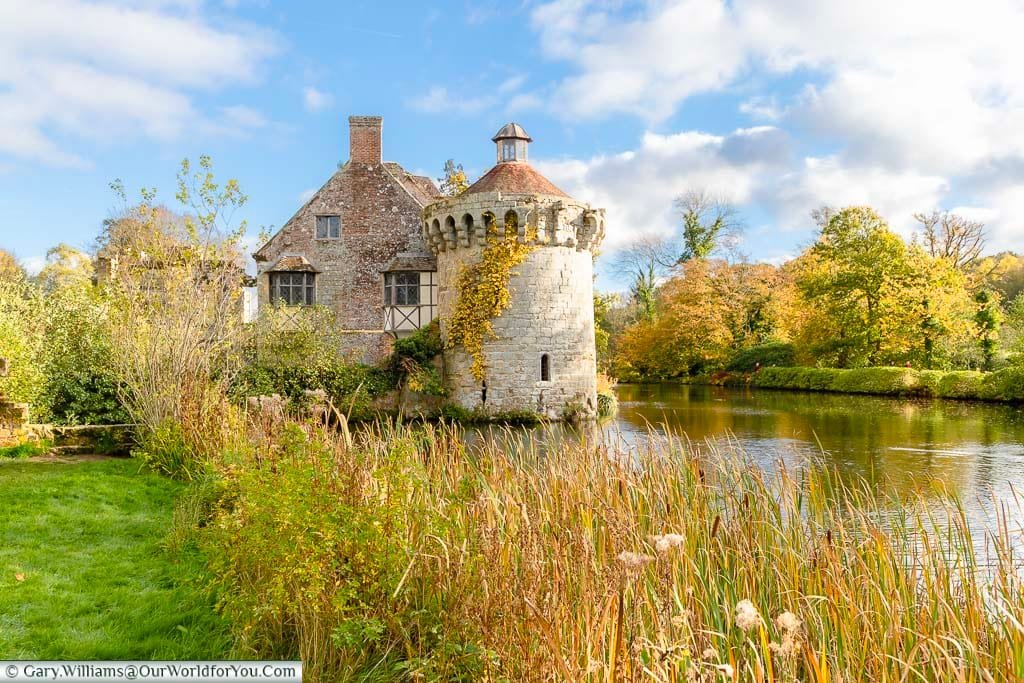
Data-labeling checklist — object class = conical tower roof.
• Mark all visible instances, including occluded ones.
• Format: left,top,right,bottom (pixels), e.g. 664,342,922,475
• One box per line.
464,162,568,197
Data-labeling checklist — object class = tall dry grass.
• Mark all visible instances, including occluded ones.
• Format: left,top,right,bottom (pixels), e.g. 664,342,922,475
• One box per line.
206,418,1023,681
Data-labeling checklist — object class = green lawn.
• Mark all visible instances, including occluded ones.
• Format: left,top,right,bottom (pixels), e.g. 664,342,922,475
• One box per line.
0,458,231,659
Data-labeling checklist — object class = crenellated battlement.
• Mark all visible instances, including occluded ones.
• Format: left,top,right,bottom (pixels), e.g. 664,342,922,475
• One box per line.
422,192,605,254
421,122,607,420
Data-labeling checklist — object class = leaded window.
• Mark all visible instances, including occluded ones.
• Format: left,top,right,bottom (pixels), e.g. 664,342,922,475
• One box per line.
315,215,341,239
269,272,315,305
384,272,420,305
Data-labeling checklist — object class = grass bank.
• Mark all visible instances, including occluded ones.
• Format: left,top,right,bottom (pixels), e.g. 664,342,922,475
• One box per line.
192,419,1024,681
688,365,1024,402
0,458,230,659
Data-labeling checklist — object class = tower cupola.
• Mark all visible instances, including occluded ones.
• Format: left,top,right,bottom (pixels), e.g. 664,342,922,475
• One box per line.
492,122,532,164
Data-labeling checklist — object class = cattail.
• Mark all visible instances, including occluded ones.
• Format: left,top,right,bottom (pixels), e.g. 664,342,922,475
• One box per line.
735,599,763,632
649,532,685,553
773,610,803,658
617,550,655,570
775,611,801,632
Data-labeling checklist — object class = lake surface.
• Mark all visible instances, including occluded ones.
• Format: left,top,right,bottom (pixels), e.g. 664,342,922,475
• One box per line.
479,384,1024,548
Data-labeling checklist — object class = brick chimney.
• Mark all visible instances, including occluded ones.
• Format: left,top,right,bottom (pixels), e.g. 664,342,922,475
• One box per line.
349,115,382,165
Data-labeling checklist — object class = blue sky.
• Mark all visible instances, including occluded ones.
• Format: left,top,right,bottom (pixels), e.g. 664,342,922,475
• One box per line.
2,0,1022,287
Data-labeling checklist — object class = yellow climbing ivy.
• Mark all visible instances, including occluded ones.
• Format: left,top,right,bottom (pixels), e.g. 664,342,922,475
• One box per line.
446,216,537,381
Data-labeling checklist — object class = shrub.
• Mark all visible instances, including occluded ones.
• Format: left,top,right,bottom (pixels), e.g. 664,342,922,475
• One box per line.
40,281,126,425
0,278,46,409
726,342,796,372
391,320,443,368
230,362,395,419
390,322,446,398
979,366,1024,401
830,367,918,395
935,371,985,399
204,424,492,680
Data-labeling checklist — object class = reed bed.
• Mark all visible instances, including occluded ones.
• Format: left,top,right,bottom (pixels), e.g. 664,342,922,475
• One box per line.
201,418,1024,681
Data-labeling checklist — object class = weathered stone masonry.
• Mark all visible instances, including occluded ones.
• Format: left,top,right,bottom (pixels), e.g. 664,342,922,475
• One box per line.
254,118,607,419
253,116,439,362
422,124,606,419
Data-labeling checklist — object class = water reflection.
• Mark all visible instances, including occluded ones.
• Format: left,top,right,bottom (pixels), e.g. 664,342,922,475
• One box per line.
466,384,1024,545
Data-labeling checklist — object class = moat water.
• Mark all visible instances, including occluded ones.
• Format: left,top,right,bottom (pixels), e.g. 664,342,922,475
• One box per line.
474,383,1024,558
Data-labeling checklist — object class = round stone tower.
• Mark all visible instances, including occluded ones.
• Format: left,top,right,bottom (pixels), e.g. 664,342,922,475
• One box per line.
423,123,606,419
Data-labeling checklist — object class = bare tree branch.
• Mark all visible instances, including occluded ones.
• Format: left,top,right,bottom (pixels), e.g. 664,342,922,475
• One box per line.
913,209,986,270
675,190,744,262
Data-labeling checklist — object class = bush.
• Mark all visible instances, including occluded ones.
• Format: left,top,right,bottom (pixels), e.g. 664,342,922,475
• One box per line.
41,284,126,425
979,366,1024,401
747,365,1023,402
391,321,443,368
726,342,796,372
830,367,917,395
230,362,395,419
204,424,491,680
935,371,985,399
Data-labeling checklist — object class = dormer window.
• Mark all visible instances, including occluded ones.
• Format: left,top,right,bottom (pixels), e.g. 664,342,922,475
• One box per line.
315,215,340,239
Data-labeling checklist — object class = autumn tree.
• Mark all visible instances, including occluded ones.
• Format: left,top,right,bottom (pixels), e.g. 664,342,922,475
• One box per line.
914,210,986,270
0,249,25,282
105,156,248,479
973,289,1002,370
37,243,94,291
974,252,1024,304
795,207,975,368
676,190,742,262
796,207,915,366
612,259,792,378
439,159,469,196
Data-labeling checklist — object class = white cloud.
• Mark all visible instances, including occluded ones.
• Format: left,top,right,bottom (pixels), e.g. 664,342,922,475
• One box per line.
409,77,540,117
0,0,277,167
532,0,746,121
530,0,1024,257
303,86,333,112
408,86,496,115
772,156,949,237
536,126,791,250
497,75,527,94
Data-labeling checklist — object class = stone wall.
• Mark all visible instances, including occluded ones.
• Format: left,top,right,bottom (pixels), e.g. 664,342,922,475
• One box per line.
424,192,606,419
0,397,30,447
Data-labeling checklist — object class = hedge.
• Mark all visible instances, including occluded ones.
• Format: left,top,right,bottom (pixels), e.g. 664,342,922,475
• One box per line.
738,365,1024,402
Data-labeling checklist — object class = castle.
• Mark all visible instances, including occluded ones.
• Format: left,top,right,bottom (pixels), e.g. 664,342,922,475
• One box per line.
254,116,605,419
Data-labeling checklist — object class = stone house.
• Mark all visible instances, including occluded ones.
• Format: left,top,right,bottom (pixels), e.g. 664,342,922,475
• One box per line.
254,116,606,418
253,116,441,362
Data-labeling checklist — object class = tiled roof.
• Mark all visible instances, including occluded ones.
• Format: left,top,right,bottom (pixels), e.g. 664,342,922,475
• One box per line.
464,161,569,198
385,252,437,272
385,163,442,206
270,255,317,272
